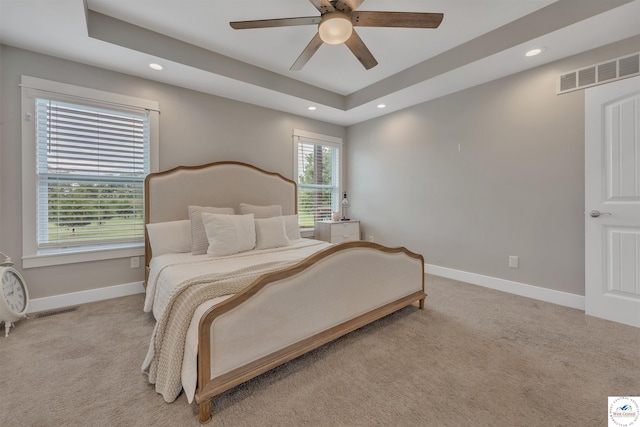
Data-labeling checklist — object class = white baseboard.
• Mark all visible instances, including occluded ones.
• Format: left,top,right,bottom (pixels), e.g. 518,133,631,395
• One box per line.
425,264,585,311
26,267,585,314
27,281,145,314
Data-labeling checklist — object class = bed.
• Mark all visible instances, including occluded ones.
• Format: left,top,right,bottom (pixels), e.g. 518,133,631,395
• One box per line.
142,161,426,423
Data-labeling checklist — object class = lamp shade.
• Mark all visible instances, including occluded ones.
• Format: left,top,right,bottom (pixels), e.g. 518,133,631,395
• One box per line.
318,13,353,45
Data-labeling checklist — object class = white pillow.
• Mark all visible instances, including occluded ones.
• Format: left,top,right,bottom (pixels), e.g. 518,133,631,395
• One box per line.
146,219,192,257
188,206,235,255
255,216,293,250
239,203,282,218
283,214,302,241
202,213,256,257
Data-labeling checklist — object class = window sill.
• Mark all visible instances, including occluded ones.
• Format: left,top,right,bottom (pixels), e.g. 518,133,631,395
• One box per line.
23,244,144,269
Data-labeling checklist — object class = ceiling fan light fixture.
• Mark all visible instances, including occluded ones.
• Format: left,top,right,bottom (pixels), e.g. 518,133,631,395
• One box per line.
318,13,353,45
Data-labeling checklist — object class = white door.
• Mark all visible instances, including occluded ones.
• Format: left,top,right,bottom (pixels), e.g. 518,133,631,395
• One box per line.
585,75,640,327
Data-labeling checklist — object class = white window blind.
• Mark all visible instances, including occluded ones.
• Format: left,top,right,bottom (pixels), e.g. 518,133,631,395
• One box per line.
294,132,341,227
35,98,149,250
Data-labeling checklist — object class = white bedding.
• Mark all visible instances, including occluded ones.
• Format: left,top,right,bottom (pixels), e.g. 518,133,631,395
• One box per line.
144,238,332,402
145,238,330,319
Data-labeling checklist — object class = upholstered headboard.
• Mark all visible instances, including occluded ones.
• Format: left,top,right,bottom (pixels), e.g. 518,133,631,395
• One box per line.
144,161,297,268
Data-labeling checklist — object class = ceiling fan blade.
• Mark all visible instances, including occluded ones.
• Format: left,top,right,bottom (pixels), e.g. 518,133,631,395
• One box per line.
290,33,324,71
335,0,364,14
352,11,444,28
308,0,335,14
230,16,320,30
344,29,378,70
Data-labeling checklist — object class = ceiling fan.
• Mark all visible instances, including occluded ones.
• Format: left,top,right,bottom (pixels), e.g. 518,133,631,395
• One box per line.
230,0,443,71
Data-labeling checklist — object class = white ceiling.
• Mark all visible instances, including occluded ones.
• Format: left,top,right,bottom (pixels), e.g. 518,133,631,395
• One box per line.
1,0,638,126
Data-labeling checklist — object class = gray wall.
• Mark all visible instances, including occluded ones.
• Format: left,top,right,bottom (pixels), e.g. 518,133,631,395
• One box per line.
2,35,638,301
0,45,345,299
0,45,4,245
346,36,640,296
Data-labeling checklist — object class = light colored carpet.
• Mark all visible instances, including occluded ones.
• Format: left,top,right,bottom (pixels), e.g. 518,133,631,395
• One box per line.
0,275,638,427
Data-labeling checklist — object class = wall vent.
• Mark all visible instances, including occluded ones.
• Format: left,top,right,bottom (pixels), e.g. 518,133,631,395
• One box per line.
34,306,80,319
557,52,639,94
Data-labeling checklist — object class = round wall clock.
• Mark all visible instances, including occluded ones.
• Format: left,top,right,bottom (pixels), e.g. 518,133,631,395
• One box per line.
0,255,29,337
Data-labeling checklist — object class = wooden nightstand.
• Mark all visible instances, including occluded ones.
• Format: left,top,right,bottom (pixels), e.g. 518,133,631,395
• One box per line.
314,220,360,243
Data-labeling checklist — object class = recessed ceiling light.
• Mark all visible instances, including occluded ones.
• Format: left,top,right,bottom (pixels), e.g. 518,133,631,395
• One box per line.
308,106,317,111
377,104,386,109
149,63,164,71
525,48,543,57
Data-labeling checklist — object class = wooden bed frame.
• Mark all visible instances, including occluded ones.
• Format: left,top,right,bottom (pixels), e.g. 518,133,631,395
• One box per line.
144,161,426,423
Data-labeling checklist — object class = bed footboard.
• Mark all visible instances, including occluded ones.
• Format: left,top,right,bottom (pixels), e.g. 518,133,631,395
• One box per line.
195,241,425,423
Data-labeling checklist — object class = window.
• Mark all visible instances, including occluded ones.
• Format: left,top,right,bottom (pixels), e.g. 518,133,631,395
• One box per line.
293,129,343,228
21,76,159,268
35,99,148,250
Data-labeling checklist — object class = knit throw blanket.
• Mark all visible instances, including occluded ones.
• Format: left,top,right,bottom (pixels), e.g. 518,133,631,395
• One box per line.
143,259,299,402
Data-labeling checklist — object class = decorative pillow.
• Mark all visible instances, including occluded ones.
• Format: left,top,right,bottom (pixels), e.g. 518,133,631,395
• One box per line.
254,216,293,250
146,219,192,257
188,206,235,255
239,203,282,218
283,214,302,241
202,213,256,257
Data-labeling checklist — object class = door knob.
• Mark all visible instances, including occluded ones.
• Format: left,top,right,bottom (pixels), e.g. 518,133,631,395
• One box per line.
589,210,611,218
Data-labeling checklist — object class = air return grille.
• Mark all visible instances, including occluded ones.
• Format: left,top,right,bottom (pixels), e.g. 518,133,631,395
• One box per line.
557,52,639,94
35,306,79,318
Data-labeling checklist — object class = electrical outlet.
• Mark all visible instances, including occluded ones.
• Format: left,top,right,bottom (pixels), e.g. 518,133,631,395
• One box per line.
130,256,140,269
509,256,519,269
368,235,374,242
